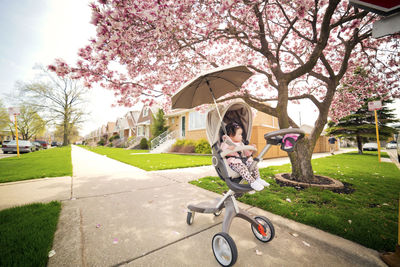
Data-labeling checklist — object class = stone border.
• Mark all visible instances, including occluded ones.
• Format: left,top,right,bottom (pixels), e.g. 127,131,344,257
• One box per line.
275,173,344,190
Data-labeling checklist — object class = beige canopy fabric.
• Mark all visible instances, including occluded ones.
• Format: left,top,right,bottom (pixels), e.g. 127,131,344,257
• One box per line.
171,65,253,109
206,101,253,147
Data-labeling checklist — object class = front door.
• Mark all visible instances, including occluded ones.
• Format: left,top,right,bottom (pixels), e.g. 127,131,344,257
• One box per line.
181,116,186,138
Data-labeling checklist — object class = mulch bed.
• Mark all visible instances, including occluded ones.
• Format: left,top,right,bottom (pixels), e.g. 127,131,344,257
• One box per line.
274,173,354,194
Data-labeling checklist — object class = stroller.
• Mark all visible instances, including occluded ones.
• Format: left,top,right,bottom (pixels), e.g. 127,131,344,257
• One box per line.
186,101,305,266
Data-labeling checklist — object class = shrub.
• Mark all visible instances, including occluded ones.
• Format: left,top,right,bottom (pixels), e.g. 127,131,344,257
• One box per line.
139,138,149,149
170,139,210,154
180,145,195,153
184,140,196,147
174,139,186,146
195,139,211,154
97,139,105,146
170,145,182,152
107,143,113,147
170,139,185,152
109,134,120,143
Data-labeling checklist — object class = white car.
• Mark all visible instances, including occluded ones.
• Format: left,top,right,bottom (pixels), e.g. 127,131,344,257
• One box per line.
362,142,378,151
1,140,35,153
386,141,397,149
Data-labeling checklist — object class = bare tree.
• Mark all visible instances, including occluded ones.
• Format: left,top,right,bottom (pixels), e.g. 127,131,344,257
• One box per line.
17,66,87,146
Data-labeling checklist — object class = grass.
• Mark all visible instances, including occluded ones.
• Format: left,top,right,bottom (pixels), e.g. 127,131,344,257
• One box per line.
190,151,400,252
0,146,72,183
81,145,212,171
0,201,61,267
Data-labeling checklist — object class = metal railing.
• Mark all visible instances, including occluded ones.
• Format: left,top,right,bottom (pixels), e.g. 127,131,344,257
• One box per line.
150,130,177,151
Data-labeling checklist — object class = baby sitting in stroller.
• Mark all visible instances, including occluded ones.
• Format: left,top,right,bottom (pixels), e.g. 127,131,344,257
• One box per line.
220,122,270,191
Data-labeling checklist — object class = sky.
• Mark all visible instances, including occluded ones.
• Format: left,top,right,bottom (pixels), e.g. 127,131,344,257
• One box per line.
0,0,133,137
0,0,399,137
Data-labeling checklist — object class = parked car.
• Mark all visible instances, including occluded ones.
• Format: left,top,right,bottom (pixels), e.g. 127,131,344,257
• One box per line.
362,142,378,151
32,141,42,151
1,140,10,146
1,140,35,153
386,141,397,149
51,141,61,147
35,140,49,149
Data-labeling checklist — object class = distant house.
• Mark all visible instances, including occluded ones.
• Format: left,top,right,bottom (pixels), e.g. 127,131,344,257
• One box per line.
115,117,129,140
105,122,117,140
127,111,140,138
136,105,161,140
115,111,141,141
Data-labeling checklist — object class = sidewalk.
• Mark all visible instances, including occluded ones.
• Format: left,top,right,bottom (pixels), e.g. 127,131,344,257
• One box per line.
0,146,388,266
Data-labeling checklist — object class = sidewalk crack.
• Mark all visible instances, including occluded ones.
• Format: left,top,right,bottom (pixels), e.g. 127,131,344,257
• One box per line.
79,208,87,267
111,223,222,267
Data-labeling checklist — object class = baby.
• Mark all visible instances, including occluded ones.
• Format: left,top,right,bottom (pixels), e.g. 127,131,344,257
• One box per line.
220,122,270,191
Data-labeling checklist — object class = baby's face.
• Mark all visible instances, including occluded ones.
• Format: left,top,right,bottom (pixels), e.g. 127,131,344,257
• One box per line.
231,128,243,143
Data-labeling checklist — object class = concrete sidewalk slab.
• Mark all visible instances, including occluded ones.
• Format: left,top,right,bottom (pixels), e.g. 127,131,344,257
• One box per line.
71,146,175,198
0,176,71,210
49,182,225,267
127,220,380,267
149,165,217,183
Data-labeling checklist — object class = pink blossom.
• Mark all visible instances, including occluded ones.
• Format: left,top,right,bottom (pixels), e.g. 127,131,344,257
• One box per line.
47,0,399,115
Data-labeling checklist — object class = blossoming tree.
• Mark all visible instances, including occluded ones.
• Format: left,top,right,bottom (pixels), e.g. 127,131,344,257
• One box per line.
49,0,399,183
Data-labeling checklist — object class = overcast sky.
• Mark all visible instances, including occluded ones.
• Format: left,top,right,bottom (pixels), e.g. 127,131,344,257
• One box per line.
0,0,398,137
0,0,133,137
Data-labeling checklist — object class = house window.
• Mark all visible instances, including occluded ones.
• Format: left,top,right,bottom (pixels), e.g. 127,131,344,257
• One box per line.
171,118,175,124
189,111,206,130
143,108,149,117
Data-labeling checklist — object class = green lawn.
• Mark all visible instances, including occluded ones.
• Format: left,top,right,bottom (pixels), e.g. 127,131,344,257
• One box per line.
190,151,400,252
0,201,61,267
81,146,212,171
0,146,72,183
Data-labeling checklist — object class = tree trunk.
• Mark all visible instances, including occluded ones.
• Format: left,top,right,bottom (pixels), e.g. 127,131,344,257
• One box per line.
288,137,320,183
63,120,69,146
356,135,363,154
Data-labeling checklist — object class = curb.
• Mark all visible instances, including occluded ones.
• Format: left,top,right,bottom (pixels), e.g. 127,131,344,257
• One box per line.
0,176,72,186
189,185,385,266
247,205,386,267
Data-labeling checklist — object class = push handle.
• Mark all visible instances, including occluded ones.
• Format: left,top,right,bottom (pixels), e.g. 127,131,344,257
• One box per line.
249,128,305,171
264,128,305,145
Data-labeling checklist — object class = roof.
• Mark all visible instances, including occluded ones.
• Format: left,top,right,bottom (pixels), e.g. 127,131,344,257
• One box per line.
129,111,141,122
165,108,190,117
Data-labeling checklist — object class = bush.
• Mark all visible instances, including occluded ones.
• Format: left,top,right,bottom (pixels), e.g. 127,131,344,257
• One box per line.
109,134,120,143
170,145,182,152
170,139,185,152
107,143,113,147
97,139,105,146
195,139,211,154
170,139,210,154
174,139,186,146
139,138,149,149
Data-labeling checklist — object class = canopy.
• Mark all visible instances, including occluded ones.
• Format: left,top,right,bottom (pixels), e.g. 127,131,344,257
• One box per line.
206,101,253,146
171,65,253,109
